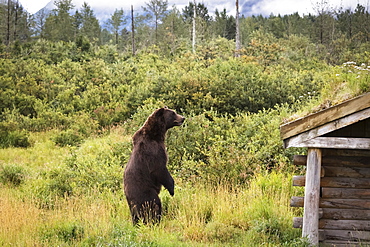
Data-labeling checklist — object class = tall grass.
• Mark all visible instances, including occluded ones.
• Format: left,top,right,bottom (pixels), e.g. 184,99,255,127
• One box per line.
0,129,307,246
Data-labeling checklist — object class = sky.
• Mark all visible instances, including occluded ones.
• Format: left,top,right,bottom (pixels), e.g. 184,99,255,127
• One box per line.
20,0,367,16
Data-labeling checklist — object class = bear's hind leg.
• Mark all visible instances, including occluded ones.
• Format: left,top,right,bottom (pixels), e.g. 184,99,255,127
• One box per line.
140,198,161,224
129,204,141,225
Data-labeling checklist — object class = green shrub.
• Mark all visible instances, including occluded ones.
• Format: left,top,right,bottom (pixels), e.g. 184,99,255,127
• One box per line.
3,130,31,148
165,106,300,184
52,129,83,146
0,119,31,148
30,167,74,209
40,221,84,243
0,164,26,186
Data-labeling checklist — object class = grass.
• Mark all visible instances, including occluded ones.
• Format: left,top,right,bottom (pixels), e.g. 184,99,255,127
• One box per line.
0,129,307,246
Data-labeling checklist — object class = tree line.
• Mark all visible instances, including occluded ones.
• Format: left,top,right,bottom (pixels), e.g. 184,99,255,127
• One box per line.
0,0,369,63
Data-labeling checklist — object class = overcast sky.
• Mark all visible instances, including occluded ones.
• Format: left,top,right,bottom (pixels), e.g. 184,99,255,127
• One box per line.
20,0,367,16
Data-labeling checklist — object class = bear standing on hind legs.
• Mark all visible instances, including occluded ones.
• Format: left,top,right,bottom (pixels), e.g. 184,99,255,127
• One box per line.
124,107,185,225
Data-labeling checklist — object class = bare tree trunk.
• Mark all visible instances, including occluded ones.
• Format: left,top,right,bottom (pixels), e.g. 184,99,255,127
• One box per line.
235,0,240,57
192,0,196,53
6,0,11,46
131,5,135,56
13,0,18,42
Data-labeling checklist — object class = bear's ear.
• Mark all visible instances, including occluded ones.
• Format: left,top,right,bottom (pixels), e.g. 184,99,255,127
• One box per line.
155,107,165,116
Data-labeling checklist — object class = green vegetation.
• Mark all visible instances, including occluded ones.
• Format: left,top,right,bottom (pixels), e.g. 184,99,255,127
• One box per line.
0,129,308,246
1,0,370,246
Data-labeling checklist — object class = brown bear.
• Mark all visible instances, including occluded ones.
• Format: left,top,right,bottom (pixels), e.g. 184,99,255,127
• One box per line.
124,107,185,225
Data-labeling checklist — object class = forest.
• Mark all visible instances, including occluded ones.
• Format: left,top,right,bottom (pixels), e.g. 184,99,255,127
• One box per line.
0,0,370,246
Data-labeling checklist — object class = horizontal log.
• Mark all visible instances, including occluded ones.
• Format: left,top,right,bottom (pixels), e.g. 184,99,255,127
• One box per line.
320,219,370,231
320,199,370,210
292,155,370,167
294,216,370,230
293,176,370,189
293,217,303,229
321,208,370,220
323,166,370,178
323,149,370,157
290,196,370,209
290,196,304,207
322,156,370,167
296,137,370,149
293,155,307,166
320,240,370,247
319,229,370,242
321,177,370,189
322,188,370,199
292,176,305,186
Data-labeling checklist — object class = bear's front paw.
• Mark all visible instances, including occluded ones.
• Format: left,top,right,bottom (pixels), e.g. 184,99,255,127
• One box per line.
168,188,174,196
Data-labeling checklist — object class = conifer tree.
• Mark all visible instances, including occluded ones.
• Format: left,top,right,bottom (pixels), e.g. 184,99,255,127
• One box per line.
142,0,168,44
107,8,126,45
44,0,75,41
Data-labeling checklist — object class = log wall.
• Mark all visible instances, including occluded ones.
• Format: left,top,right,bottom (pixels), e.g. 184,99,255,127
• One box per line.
291,149,370,246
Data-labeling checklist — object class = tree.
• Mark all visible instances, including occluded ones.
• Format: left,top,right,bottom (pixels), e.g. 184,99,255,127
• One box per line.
160,6,187,55
0,0,30,45
131,5,135,55
312,0,335,44
43,0,75,41
107,8,126,45
31,8,49,38
235,0,240,56
79,2,101,44
183,2,211,43
182,2,211,23
213,9,235,40
142,0,168,44
352,4,370,43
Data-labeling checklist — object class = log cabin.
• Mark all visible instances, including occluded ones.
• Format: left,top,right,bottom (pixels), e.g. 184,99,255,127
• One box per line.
280,92,370,246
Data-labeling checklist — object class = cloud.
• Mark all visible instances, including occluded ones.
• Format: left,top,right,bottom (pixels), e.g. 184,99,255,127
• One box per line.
21,0,367,16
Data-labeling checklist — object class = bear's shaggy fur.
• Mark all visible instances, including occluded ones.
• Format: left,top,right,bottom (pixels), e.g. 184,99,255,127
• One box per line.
124,107,185,225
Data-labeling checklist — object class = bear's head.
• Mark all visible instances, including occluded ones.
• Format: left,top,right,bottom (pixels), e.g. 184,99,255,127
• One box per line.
155,107,185,130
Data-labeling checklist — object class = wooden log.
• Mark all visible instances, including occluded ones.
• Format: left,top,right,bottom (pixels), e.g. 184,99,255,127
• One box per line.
292,176,370,189
321,177,370,189
320,199,370,210
293,217,303,229
322,156,370,167
295,137,370,149
292,155,370,167
319,229,370,242
290,196,304,207
323,166,370,178
323,149,370,157
302,148,322,246
293,155,307,166
322,188,370,199
321,208,370,220
319,219,370,231
292,175,306,186
291,197,370,209
320,240,370,247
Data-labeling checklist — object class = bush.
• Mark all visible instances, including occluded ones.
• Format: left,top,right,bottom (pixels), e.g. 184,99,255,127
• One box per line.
41,221,84,243
52,129,84,147
0,130,31,148
30,168,74,208
165,106,300,184
0,119,31,148
0,164,26,186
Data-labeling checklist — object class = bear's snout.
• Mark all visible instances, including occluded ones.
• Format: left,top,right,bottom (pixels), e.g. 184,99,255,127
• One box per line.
174,116,185,126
